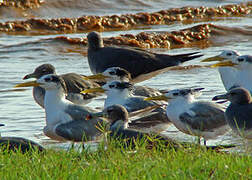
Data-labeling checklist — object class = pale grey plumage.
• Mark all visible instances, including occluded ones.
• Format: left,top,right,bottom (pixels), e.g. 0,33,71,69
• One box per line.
179,102,226,131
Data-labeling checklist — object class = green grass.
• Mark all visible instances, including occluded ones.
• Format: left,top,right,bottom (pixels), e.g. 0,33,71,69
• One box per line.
0,139,251,180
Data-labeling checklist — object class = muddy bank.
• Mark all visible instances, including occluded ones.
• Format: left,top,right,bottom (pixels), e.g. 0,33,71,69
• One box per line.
0,2,251,35
0,0,43,9
49,23,252,49
2,23,251,54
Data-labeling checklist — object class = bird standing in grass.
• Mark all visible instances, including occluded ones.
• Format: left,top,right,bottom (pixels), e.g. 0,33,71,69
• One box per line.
145,88,229,145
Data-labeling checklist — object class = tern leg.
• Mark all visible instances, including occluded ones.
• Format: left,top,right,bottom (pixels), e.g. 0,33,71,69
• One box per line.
197,137,201,145
203,139,207,146
82,142,85,150
70,142,75,149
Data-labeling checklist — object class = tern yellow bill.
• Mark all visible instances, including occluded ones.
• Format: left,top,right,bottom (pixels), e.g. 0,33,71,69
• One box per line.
84,73,110,80
209,61,238,68
81,87,105,94
201,56,226,62
144,95,170,101
0,88,27,93
14,81,41,88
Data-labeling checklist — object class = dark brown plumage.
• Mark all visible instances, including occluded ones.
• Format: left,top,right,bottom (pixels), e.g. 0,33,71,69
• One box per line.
87,31,203,80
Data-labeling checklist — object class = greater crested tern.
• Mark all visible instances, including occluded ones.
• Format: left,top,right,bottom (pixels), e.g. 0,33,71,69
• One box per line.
0,124,44,153
85,67,164,97
23,64,101,108
201,50,240,90
145,88,229,145
15,74,104,142
213,87,252,139
81,81,170,130
89,105,176,147
87,31,202,82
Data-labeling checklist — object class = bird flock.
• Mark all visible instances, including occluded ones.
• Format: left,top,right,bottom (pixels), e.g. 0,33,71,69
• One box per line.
1,31,252,152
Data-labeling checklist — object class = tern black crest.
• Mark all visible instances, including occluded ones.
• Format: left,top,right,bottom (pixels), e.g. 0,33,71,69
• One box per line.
179,89,192,96
115,82,133,91
179,88,204,96
115,68,131,79
46,75,67,93
238,55,252,63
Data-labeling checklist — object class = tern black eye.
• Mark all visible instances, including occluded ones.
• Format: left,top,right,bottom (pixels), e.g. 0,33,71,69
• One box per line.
230,92,236,95
107,109,113,113
173,92,179,96
109,85,115,88
226,52,232,56
44,77,51,82
237,58,244,62
109,71,115,75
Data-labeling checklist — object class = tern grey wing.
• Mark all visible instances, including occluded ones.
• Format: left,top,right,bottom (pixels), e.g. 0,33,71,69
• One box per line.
133,85,163,97
62,73,101,102
64,104,98,121
88,46,201,78
179,102,226,131
125,97,169,124
129,112,171,129
125,97,164,112
226,104,252,131
55,118,104,142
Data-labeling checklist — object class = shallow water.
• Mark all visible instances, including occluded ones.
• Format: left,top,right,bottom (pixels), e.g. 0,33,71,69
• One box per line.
0,0,252,151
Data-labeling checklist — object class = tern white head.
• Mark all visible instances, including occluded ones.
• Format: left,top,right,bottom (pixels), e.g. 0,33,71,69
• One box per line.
85,67,164,98
231,55,252,91
201,50,240,91
82,81,134,108
205,54,252,91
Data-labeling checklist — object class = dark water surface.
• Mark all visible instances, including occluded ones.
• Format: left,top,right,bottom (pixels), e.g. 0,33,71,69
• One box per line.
0,0,251,151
